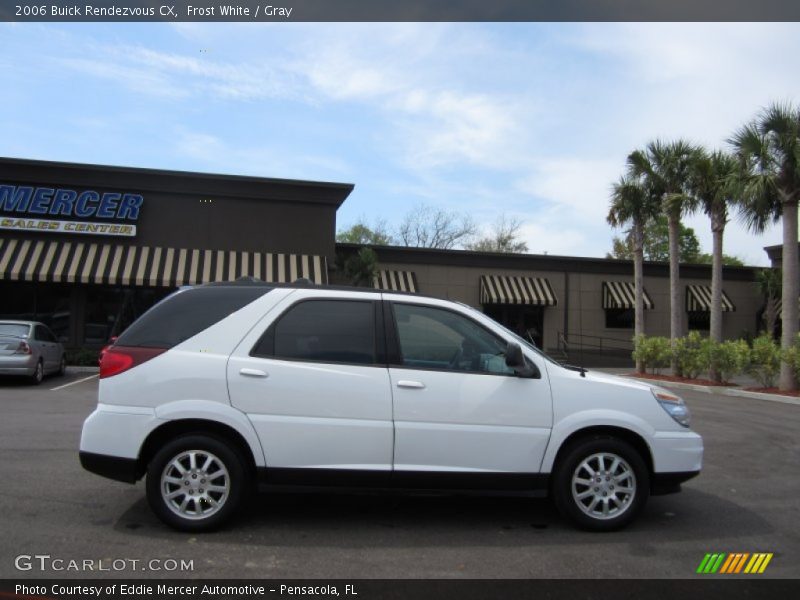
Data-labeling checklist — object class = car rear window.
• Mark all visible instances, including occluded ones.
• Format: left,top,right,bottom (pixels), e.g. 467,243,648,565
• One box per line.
0,323,31,338
115,286,272,349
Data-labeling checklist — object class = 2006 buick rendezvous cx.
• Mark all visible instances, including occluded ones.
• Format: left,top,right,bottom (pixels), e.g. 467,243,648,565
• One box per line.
80,281,702,532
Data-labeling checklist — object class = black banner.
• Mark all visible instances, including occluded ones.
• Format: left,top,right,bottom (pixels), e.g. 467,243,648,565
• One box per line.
2,579,799,600
1,0,800,23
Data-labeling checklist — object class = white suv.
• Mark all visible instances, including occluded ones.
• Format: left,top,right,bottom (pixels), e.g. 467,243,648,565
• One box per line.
80,282,702,532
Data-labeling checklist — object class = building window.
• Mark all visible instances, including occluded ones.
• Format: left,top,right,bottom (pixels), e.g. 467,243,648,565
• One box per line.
84,287,171,346
605,308,635,329
0,282,72,343
688,312,710,331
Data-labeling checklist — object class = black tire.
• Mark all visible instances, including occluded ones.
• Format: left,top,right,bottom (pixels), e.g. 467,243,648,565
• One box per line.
146,434,246,532
30,360,44,385
58,355,67,376
552,437,649,532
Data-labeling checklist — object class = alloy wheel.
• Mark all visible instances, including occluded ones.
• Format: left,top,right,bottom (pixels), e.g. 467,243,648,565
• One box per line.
160,450,230,521
570,452,637,520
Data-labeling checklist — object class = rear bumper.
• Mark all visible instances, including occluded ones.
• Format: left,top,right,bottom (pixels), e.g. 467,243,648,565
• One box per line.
0,355,37,375
79,451,139,484
651,470,700,495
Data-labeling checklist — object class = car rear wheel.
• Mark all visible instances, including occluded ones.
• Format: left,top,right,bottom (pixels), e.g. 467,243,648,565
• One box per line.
30,360,43,385
58,355,66,376
146,435,246,532
553,437,649,531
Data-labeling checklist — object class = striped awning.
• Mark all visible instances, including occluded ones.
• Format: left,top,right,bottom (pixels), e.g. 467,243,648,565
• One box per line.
602,281,654,310
0,238,328,287
686,284,735,312
373,270,418,293
479,275,557,306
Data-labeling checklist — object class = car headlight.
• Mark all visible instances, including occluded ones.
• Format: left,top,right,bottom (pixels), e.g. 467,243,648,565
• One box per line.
652,388,691,427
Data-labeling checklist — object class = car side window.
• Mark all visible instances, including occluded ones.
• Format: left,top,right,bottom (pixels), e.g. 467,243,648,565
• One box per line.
252,300,377,366
392,303,515,375
43,327,57,343
34,326,46,341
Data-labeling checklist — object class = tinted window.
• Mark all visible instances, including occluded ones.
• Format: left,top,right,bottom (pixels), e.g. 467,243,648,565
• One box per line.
34,326,56,342
605,308,634,329
116,286,271,349
253,300,376,365
392,303,514,375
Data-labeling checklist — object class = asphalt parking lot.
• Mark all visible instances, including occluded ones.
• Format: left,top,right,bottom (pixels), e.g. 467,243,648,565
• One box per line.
0,370,798,579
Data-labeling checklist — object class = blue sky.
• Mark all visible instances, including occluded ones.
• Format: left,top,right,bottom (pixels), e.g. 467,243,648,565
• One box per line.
2,22,799,265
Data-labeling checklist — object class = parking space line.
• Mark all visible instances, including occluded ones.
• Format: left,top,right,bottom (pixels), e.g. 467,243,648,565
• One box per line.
50,374,98,391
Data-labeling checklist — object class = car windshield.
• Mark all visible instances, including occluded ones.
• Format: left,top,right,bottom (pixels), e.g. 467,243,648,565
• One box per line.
0,323,31,338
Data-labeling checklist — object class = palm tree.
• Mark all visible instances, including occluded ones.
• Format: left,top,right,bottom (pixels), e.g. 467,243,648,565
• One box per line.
756,268,781,339
608,175,660,373
731,103,800,391
629,140,699,373
689,149,740,381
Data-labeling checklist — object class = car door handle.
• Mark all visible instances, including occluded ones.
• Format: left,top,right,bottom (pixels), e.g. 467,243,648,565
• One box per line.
239,368,269,378
397,380,425,389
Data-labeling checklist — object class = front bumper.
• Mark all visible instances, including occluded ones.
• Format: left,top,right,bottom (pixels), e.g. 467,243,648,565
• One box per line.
651,470,700,495
650,430,703,494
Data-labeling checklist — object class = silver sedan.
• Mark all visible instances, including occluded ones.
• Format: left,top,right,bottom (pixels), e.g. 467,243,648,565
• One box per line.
0,321,66,384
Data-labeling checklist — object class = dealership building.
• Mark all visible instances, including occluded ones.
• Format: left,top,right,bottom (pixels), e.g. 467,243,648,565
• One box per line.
0,157,773,365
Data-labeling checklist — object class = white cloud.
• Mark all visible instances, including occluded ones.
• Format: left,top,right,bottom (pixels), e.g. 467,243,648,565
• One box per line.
515,157,622,223
171,130,351,180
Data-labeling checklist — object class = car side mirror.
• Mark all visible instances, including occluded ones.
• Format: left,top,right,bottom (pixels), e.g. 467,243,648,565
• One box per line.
505,342,540,378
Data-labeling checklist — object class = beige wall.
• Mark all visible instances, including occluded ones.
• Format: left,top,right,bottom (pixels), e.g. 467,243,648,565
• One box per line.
376,261,763,351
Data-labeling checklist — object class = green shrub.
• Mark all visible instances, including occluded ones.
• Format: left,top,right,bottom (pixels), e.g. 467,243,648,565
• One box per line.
632,335,671,374
781,333,800,381
746,334,781,389
673,331,709,380
707,339,749,384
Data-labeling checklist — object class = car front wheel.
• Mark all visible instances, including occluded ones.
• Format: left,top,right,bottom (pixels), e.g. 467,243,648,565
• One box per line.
146,435,246,532
553,437,649,531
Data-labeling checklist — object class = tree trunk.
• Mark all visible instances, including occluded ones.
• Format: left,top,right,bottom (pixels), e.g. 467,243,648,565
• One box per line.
633,219,645,373
668,212,682,374
709,210,725,382
779,199,799,391
765,297,778,339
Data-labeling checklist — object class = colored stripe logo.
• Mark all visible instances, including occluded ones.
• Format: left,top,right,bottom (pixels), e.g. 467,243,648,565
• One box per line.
696,553,773,574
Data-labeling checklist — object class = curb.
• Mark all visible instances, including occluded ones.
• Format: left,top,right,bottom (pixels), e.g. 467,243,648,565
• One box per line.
622,375,800,407
66,366,99,374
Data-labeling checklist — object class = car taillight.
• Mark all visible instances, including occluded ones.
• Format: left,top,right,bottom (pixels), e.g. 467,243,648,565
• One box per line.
14,341,32,355
99,346,167,379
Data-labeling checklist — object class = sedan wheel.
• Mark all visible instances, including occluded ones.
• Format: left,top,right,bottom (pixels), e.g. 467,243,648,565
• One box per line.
30,360,43,385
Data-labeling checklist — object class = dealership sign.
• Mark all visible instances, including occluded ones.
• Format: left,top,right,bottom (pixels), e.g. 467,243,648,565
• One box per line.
0,184,143,237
